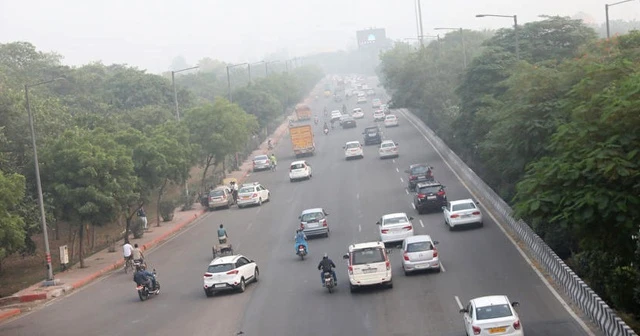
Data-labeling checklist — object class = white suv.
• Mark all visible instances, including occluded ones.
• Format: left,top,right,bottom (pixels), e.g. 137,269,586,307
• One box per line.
203,255,259,297
289,160,312,182
343,241,393,293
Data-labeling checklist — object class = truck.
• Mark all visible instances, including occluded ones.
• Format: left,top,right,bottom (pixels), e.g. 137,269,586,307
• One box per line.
289,124,315,157
295,104,312,121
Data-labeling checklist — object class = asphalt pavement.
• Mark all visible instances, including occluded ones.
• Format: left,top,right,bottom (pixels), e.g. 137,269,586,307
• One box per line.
0,76,595,336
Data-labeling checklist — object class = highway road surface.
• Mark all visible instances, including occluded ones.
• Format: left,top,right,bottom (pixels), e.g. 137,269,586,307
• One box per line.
0,76,596,336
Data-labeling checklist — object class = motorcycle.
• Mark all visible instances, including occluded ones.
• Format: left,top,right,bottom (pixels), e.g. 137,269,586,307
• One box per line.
323,271,336,293
136,270,160,301
133,259,147,270
296,244,307,260
323,127,329,135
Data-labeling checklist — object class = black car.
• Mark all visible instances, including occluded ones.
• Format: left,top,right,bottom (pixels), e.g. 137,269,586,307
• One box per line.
363,126,382,145
413,181,447,214
342,117,357,129
405,163,434,191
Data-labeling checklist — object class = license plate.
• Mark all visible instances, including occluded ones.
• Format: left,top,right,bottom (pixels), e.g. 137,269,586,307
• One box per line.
307,223,318,228
427,196,436,200
242,196,250,199
462,214,471,218
368,134,376,137
415,265,425,269
418,175,426,179
489,327,507,333
363,268,377,274
215,284,226,288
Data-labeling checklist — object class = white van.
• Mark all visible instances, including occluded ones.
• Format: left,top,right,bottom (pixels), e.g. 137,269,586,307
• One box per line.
343,241,393,293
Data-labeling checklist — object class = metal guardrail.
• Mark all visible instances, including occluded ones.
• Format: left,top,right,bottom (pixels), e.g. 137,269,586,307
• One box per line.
400,108,637,336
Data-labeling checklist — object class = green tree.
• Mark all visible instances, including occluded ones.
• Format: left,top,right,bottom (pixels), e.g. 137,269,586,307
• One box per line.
0,172,26,271
233,86,283,129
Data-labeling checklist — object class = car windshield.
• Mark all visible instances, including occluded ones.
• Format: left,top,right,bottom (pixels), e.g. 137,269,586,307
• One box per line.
209,190,225,197
238,187,255,193
381,143,395,148
207,263,234,273
452,203,476,211
418,186,441,194
346,143,360,149
475,304,513,320
386,116,396,120
291,163,305,169
351,248,385,265
407,241,433,253
254,155,268,161
383,216,408,225
365,128,378,133
301,212,324,222
410,166,429,174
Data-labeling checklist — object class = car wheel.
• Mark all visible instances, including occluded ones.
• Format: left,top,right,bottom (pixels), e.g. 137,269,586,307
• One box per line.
290,178,294,182
434,266,441,273
448,223,454,231
253,268,259,283
416,206,422,215
386,280,393,289
349,284,357,293
478,222,484,228
238,278,246,293
205,289,214,297
238,204,244,209
258,198,262,206
267,192,270,201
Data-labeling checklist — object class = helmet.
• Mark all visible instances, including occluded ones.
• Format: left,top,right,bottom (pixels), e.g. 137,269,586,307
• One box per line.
323,253,328,259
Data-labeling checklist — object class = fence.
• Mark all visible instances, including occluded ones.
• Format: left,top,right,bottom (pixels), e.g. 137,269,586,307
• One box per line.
400,109,637,336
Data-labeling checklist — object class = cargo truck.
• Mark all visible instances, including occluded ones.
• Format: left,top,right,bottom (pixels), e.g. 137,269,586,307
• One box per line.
295,104,312,121
289,124,315,157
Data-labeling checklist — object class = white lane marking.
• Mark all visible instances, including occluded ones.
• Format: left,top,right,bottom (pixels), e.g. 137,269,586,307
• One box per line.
400,177,404,183
401,109,595,336
440,261,446,272
455,296,464,310
419,219,424,227
392,159,396,163
396,167,399,173
358,224,362,232
411,203,416,210
356,193,360,199
405,189,409,195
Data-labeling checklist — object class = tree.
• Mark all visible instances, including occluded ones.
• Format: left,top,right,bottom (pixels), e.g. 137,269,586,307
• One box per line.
0,172,26,271
42,128,136,267
184,98,258,190
233,86,282,129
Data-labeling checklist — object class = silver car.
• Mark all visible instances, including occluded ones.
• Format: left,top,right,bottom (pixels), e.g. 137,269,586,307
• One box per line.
401,235,440,275
208,186,234,210
252,155,272,172
299,208,330,237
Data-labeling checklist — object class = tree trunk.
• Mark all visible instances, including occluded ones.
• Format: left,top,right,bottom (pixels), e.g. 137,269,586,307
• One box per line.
69,225,76,265
200,155,214,192
54,221,59,240
157,179,168,227
90,225,96,251
78,224,85,268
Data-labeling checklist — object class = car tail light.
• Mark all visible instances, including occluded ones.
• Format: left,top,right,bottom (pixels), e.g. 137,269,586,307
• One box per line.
251,193,258,198
403,253,409,261
472,326,481,335
204,273,213,277
226,270,239,275
417,194,426,199
437,191,445,196
322,219,328,227
513,320,521,330
433,248,438,257
472,211,481,215
381,229,389,234
348,266,353,274
450,214,460,218
403,225,412,231
385,260,390,270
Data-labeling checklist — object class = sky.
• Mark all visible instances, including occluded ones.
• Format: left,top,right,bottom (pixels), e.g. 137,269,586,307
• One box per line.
1,0,639,73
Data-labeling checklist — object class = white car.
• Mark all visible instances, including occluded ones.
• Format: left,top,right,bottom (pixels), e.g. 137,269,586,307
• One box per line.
203,255,259,297
357,96,367,104
380,104,389,113
299,208,330,237
459,295,523,336
357,91,365,97
443,199,483,230
330,110,342,122
366,89,375,96
372,98,382,108
401,235,440,275
344,141,364,160
378,140,399,159
352,108,365,119
377,213,415,244
384,114,398,127
289,160,312,182
343,241,393,293
373,110,386,122
236,182,270,208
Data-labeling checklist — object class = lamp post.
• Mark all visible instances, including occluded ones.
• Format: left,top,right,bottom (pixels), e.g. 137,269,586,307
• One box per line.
435,27,467,68
605,0,637,38
171,66,199,121
249,61,265,82
226,63,249,102
265,60,282,76
476,14,519,60
25,77,65,285
416,0,425,47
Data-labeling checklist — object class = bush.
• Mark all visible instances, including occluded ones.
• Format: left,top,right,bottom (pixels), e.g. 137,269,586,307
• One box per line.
131,217,145,238
159,199,176,222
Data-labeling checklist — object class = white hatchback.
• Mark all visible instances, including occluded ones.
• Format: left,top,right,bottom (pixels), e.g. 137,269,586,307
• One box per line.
384,114,399,127
357,96,367,104
343,241,393,293
289,160,312,182
443,199,483,230
401,235,440,275
379,140,399,159
377,213,415,244
352,108,365,119
344,141,364,160
236,182,270,208
459,295,524,336
203,255,259,297
373,110,386,122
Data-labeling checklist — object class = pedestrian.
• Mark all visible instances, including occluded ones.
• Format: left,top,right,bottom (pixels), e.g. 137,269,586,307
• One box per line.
137,207,148,230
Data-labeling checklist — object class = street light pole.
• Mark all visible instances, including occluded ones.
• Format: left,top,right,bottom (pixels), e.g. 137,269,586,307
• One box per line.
416,0,425,47
435,27,467,68
25,78,64,284
226,63,250,103
605,0,637,38
226,65,232,101
171,66,199,121
476,14,519,60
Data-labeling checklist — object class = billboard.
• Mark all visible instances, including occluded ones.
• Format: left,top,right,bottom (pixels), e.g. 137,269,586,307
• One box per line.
356,28,387,48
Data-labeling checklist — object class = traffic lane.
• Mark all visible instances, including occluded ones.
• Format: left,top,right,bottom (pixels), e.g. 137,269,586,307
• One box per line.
388,109,590,335
239,129,380,336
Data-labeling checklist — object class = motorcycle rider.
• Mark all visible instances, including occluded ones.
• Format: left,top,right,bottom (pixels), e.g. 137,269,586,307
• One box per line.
217,224,228,244
317,253,337,286
294,227,308,254
133,264,157,292
132,243,145,265
269,153,277,171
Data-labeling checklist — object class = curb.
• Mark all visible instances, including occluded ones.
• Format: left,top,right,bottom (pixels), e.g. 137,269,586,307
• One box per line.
0,308,21,323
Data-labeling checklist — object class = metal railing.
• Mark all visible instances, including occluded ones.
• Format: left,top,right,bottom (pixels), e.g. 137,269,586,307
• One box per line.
399,108,637,336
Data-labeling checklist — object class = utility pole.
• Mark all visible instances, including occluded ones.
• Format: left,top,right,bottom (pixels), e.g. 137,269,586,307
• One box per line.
417,0,425,48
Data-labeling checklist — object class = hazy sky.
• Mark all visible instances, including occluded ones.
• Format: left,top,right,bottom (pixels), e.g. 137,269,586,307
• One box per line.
1,0,639,73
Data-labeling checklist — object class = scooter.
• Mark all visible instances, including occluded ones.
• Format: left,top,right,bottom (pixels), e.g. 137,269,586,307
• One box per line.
296,244,307,260
323,128,329,135
323,271,336,293
136,270,160,301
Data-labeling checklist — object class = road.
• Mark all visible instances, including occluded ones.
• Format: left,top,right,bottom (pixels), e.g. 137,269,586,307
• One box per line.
0,76,594,336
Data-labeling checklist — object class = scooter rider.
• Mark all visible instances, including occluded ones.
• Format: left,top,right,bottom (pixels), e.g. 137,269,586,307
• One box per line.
217,224,228,244
133,264,157,292
318,253,337,286
294,226,308,254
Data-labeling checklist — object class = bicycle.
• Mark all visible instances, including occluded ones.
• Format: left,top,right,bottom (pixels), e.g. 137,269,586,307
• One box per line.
124,257,134,273
271,162,277,171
